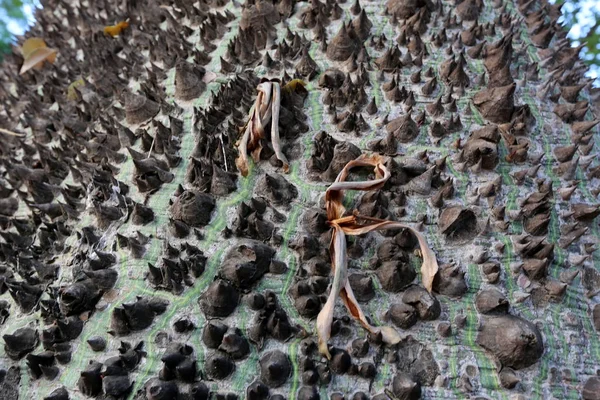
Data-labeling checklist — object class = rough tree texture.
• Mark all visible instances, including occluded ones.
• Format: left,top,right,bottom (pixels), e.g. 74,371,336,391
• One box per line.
0,0,599,399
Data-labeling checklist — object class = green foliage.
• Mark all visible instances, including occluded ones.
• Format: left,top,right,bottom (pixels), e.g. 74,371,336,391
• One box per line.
0,20,12,55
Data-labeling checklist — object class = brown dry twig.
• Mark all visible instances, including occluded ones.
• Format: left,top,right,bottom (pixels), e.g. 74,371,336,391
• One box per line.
317,154,440,358
236,80,291,177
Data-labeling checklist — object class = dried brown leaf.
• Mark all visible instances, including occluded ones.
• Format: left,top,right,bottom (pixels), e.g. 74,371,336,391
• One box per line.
270,83,289,173
235,122,252,177
316,224,347,358
341,219,439,293
19,38,57,75
340,284,402,343
316,221,403,359
325,154,390,220
0,128,25,137
236,81,291,175
258,82,272,116
316,154,440,358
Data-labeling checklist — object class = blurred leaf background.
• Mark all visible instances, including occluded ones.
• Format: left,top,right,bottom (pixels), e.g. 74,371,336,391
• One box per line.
0,0,598,84
554,0,600,83
0,0,37,55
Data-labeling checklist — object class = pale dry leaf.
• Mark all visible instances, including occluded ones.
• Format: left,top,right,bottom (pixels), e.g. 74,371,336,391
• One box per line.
340,284,403,344
236,81,291,176
19,38,57,75
270,83,289,173
316,224,347,359
254,87,267,137
235,119,253,177
258,82,273,114
316,219,403,358
0,128,25,137
325,154,390,221
250,107,264,162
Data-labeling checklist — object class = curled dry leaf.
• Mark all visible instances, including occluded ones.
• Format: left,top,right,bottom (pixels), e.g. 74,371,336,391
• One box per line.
236,80,305,176
325,155,390,221
341,218,439,292
104,21,130,37
19,37,57,75
271,84,287,168
316,154,440,359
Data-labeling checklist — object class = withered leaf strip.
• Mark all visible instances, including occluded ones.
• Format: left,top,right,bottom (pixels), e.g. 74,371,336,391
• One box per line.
236,81,291,177
316,224,347,358
317,155,440,358
270,83,289,172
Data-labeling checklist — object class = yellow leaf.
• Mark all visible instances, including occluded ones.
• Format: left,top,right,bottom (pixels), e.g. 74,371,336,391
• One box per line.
67,78,85,101
104,21,129,37
283,78,306,93
22,38,46,59
19,38,57,75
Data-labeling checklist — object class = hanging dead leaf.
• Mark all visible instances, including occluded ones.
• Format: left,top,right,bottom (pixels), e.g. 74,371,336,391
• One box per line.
235,119,253,177
270,82,289,173
340,217,439,293
325,154,390,221
236,80,291,176
316,224,347,358
339,283,403,343
316,154,440,358
104,21,129,37
19,37,57,75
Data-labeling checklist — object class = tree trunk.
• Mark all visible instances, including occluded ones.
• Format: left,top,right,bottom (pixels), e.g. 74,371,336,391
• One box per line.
0,0,599,399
